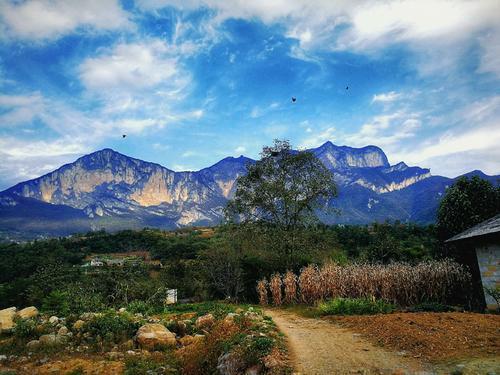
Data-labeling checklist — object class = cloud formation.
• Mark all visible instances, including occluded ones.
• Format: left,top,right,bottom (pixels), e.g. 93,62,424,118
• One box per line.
0,0,131,41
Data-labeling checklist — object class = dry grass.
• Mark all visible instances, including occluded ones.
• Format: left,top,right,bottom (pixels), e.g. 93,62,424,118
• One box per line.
269,273,283,306
257,278,268,305
283,270,298,304
259,260,472,307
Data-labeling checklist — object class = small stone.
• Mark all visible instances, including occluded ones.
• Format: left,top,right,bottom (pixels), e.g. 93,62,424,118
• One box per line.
195,314,215,329
179,335,195,346
26,340,40,350
452,364,465,375
39,334,58,346
48,316,59,325
177,320,187,336
116,339,131,350
245,364,263,375
105,351,123,360
0,354,7,362
72,320,85,330
119,307,126,313
57,326,68,336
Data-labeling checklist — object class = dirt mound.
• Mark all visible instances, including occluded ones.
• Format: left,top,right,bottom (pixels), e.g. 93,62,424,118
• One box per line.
332,312,500,362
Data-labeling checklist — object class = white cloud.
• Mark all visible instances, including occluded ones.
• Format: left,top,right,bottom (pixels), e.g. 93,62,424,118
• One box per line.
372,91,401,103
0,137,91,189
478,30,500,79
300,126,336,149
138,1,500,74
80,40,180,91
0,0,132,41
0,93,44,126
234,146,246,154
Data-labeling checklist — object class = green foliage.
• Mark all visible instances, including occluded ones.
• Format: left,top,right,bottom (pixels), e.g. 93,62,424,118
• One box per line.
484,285,500,311
408,302,454,312
41,290,70,316
243,336,274,364
84,310,139,344
437,176,500,241
124,355,179,375
127,300,155,315
225,139,338,268
318,298,395,315
13,317,37,340
165,301,236,319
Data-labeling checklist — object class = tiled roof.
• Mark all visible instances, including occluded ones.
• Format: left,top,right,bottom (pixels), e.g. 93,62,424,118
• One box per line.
446,214,500,242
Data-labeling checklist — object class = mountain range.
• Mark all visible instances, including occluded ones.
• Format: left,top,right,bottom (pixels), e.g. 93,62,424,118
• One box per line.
0,142,498,240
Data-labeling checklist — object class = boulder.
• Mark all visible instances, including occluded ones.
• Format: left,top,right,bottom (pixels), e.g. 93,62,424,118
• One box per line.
72,320,85,330
136,323,176,350
0,307,17,332
17,306,39,320
195,313,214,329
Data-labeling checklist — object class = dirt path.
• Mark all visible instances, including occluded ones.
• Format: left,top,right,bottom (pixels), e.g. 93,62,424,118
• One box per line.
266,309,429,375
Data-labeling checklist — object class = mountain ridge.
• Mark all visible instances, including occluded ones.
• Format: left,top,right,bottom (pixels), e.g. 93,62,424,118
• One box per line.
1,142,498,240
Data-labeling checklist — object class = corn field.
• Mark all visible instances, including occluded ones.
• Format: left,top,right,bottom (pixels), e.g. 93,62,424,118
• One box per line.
257,260,472,307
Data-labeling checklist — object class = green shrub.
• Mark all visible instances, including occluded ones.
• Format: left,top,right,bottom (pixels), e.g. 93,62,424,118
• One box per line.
124,355,179,375
164,302,236,319
318,298,395,315
41,290,70,316
13,317,37,340
409,302,454,312
127,300,155,315
84,310,140,344
243,336,274,365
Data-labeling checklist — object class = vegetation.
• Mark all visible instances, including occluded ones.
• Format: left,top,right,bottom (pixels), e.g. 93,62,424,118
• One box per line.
436,175,500,241
225,139,338,268
0,222,446,311
318,298,395,315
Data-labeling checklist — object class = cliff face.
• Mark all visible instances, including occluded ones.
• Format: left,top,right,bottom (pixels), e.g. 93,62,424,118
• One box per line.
1,142,496,238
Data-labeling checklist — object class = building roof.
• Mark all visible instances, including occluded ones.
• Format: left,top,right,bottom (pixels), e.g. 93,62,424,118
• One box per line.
446,214,500,242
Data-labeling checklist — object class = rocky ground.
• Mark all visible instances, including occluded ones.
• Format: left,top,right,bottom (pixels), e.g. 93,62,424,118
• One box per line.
0,304,291,374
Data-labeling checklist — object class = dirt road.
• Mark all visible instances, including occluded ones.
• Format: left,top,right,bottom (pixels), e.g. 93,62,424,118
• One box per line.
266,309,428,375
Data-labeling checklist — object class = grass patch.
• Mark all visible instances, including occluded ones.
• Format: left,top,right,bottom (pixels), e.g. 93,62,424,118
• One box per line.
317,298,395,315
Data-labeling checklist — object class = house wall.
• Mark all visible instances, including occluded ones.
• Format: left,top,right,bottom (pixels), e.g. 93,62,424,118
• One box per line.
476,243,500,309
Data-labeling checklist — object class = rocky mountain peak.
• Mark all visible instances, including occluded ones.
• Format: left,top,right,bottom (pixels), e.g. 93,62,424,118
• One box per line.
312,142,390,170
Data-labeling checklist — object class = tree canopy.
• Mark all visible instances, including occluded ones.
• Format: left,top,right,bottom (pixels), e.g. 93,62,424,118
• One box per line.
226,139,338,229
436,176,500,241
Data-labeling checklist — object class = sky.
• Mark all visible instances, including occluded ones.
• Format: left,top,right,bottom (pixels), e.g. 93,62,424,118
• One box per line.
0,0,499,190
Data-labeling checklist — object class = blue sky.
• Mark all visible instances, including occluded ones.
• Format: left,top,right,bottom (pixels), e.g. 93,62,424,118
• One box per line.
0,0,499,190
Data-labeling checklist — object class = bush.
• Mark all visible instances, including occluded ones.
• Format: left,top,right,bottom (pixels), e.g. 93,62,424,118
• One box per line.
318,298,395,315
84,310,140,344
127,300,155,316
13,318,37,340
124,355,179,375
41,290,70,316
409,302,454,312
